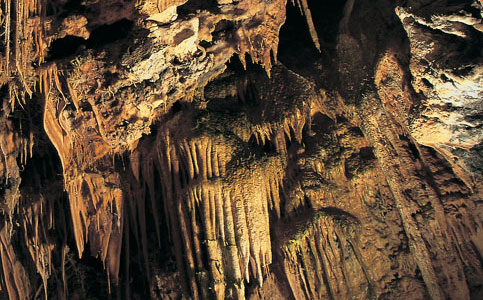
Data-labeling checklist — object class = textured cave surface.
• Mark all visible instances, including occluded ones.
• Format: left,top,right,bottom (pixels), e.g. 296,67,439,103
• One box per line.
0,0,482,299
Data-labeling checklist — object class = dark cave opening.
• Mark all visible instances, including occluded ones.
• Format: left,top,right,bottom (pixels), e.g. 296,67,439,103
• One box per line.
60,0,86,17
170,100,182,114
359,146,376,161
109,149,179,299
278,0,348,68
86,19,134,49
302,112,336,154
306,0,348,44
0,84,8,104
212,19,235,41
18,148,63,191
226,52,266,74
47,19,134,61
73,249,111,298
248,133,277,155
177,0,219,16
47,35,86,61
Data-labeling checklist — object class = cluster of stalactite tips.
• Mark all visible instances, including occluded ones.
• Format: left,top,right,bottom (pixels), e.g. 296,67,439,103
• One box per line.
0,0,482,299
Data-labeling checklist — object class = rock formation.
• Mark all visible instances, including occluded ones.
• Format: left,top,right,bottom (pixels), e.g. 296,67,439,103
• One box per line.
0,0,481,299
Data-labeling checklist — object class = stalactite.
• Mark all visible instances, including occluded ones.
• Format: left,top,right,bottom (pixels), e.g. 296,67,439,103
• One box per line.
0,224,31,300
292,0,320,52
0,0,480,299
0,119,23,220
0,2,46,292
65,173,124,285
124,109,296,299
1,0,45,108
279,209,367,300
119,63,319,298
236,0,287,75
20,195,56,300
4,0,12,80
38,60,126,287
358,94,482,300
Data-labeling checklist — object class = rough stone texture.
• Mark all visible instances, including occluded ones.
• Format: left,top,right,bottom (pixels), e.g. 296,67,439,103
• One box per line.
0,0,481,299
396,0,483,179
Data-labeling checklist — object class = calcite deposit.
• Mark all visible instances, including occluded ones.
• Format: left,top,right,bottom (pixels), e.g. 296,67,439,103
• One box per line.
0,0,481,299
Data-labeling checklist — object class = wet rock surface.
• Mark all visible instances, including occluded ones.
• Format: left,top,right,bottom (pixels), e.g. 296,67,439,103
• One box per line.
0,0,482,299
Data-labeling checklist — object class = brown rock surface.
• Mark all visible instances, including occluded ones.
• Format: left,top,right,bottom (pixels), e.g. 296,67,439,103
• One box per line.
0,0,481,299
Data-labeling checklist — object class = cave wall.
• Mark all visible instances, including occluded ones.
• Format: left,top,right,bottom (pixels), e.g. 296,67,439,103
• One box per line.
0,0,482,299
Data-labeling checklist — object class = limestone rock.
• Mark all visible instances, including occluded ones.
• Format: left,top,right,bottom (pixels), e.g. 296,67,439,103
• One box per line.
0,0,481,300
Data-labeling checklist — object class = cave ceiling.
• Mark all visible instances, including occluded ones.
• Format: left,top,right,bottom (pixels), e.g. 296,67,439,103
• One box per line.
0,0,482,299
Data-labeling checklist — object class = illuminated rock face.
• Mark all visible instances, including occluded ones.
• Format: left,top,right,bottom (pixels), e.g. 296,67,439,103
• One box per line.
0,0,482,299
